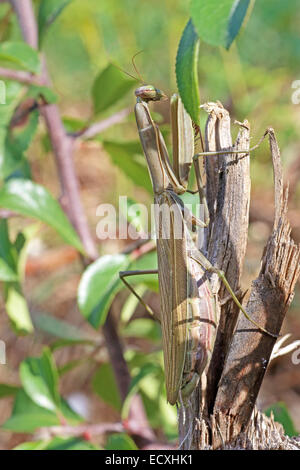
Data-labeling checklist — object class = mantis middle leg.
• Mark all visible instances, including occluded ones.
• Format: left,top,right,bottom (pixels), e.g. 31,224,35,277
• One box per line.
189,249,277,338
119,269,159,320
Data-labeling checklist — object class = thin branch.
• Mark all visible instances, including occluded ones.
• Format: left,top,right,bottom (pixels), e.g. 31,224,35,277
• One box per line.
0,209,17,218
10,0,154,445
102,311,130,402
74,107,131,140
0,67,41,85
10,99,39,128
9,0,98,260
35,422,124,440
9,0,38,48
35,419,166,448
41,107,98,259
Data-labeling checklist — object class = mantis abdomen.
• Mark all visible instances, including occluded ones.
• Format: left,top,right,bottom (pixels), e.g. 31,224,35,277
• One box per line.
155,190,217,405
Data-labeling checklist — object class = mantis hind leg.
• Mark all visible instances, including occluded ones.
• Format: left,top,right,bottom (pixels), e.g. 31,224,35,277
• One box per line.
189,250,278,338
119,269,160,321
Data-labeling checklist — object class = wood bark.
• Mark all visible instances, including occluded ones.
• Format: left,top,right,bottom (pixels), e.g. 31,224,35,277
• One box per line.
179,103,300,450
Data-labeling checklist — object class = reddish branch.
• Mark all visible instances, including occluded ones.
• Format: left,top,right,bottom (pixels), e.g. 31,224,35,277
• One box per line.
74,107,131,139
35,419,172,449
9,0,96,259
0,67,41,85
9,0,153,446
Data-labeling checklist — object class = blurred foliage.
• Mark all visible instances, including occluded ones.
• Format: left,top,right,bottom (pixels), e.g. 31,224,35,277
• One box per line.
24,0,300,193
265,402,298,437
0,0,299,450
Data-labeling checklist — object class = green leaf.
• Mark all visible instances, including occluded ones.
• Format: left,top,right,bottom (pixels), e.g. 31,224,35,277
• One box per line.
60,399,83,425
265,402,298,437
0,257,18,281
28,85,58,104
3,110,38,180
181,191,200,218
0,383,19,398
120,196,148,234
122,318,161,343
0,41,40,73
19,348,60,412
102,140,152,193
0,179,85,253
15,437,99,450
106,433,138,451
122,363,160,419
50,338,94,352
58,358,86,376
226,0,251,49
157,395,177,438
129,251,158,292
129,363,160,395
176,19,200,125
0,81,24,179
3,389,82,433
125,349,157,371
0,220,34,333
120,285,147,323
14,223,40,283
92,64,134,115
38,0,74,46
5,285,33,334
92,364,122,412
10,111,39,155
43,437,99,450
78,254,130,328
62,116,86,133
33,313,95,342
2,389,60,432
14,441,48,450
0,220,17,272
190,0,250,49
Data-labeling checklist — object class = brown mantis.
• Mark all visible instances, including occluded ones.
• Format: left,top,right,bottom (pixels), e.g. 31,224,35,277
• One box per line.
119,83,277,406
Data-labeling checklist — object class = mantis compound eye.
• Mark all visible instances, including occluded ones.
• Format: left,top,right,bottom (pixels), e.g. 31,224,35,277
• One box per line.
135,85,167,102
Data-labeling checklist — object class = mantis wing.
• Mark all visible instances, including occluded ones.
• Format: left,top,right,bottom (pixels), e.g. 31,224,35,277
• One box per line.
171,94,194,190
155,191,189,405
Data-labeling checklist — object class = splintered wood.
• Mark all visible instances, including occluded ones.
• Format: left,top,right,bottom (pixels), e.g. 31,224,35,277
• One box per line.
179,103,300,450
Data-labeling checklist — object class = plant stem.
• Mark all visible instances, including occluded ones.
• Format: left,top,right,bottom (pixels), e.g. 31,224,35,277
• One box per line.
10,0,154,444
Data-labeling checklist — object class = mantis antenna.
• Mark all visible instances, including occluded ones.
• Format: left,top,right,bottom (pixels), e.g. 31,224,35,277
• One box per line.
131,51,145,83
113,51,145,83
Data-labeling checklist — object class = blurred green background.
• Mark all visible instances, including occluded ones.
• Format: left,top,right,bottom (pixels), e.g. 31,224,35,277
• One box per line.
0,0,300,450
4,0,299,189
28,0,300,192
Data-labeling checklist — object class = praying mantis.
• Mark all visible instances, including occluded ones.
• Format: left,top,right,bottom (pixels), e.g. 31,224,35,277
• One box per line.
119,83,277,406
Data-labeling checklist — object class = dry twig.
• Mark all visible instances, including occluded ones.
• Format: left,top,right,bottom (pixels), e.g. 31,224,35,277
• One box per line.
179,105,300,450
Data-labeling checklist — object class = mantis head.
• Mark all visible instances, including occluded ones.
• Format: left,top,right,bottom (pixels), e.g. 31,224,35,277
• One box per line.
116,52,168,103
135,85,167,102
